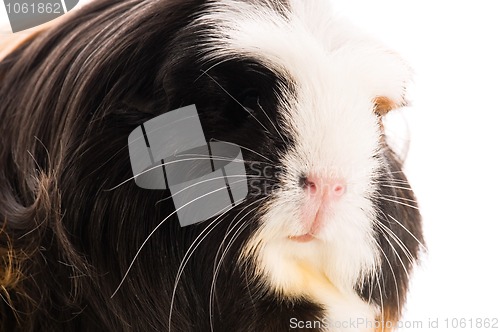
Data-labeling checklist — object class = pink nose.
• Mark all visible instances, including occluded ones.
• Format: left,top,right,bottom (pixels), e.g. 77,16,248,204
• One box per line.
301,175,346,200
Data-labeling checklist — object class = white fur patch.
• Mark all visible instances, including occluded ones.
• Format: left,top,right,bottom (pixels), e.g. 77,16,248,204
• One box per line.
191,0,412,327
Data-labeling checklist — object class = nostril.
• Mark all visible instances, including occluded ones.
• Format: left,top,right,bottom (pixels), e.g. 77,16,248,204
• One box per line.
299,175,317,193
300,174,346,199
332,183,345,197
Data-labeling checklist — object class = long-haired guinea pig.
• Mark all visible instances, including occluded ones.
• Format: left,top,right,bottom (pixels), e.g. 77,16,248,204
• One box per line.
0,0,424,331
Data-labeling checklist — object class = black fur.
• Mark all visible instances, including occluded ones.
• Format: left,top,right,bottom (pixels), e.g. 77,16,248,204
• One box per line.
0,0,423,331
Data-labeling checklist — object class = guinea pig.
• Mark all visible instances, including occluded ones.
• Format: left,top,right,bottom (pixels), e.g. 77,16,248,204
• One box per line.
0,0,424,331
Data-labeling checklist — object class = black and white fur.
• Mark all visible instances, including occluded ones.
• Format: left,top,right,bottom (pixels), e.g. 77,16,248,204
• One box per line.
0,0,424,331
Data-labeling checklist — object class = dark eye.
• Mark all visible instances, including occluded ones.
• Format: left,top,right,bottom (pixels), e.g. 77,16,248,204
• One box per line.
239,88,260,117
227,88,261,127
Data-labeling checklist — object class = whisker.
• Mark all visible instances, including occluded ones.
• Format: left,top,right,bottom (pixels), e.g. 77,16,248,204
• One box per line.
168,199,261,332
86,112,201,174
373,240,400,318
105,156,261,191
379,184,413,191
211,198,265,274
209,199,265,331
379,194,418,204
376,270,385,332
83,138,274,184
378,179,411,185
378,196,419,210
111,184,241,298
168,152,276,167
374,222,411,281
375,217,415,263
209,140,274,163
154,176,276,206
387,214,426,251
384,170,406,175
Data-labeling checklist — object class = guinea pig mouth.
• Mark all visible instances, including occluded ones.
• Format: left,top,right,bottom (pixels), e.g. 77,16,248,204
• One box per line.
287,214,323,243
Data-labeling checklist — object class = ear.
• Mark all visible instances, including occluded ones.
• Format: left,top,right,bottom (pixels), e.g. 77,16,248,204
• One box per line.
368,50,412,117
373,95,406,116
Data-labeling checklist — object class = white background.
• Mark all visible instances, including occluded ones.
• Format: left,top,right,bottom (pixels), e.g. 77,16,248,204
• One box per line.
2,1,500,331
